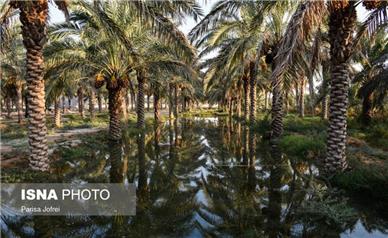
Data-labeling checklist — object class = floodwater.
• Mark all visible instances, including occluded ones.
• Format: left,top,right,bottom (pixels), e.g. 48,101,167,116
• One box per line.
1,117,387,237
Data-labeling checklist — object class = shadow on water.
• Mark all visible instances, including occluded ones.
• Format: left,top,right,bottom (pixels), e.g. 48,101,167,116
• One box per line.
1,117,388,237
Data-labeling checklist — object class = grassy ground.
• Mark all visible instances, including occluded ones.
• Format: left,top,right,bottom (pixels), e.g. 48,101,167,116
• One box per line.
1,112,110,140
181,108,228,117
253,113,388,201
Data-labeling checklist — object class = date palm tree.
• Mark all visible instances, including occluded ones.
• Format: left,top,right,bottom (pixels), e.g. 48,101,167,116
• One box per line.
1,0,68,171
268,0,387,173
353,30,387,125
48,0,198,139
191,1,291,123
324,1,387,173
268,1,325,139
0,26,25,123
44,70,76,128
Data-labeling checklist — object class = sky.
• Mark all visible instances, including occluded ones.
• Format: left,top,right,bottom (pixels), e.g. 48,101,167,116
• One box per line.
48,1,371,37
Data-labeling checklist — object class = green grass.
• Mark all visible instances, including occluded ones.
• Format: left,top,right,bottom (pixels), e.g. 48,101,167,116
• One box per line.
61,113,109,130
348,119,388,150
0,122,28,140
0,113,110,142
0,168,56,183
332,154,388,200
279,134,325,158
283,114,327,134
181,108,228,117
252,113,388,200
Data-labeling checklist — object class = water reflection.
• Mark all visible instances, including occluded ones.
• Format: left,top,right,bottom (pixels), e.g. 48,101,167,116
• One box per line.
1,118,388,237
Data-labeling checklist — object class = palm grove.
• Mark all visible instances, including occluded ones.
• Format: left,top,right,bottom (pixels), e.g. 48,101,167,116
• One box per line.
1,0,387,176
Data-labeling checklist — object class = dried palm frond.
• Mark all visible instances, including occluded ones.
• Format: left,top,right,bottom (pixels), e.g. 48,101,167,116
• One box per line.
363,0,385,10
357,4,387,39
270,1,326,88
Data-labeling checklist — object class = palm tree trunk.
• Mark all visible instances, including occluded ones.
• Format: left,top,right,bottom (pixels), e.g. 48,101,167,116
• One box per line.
361,92,373,125
125,92,130,114
299,77,305,118
182,97,187,112
54,98,61,128
121,88,127,121
17,1,49,171
62,95,65,113
264,91,268,111
249,61,256,122
325,2,357,174
154,86,161,123
271,78,283,139
228,97,233,118
137,70,145,129
89,88,96,119
128,80,136,111
16,83,23,123
5,96,12,118
77,87,84,118
174,84,179,119
168,83,173,120
236,94,242,118
108,87,122,141
97,90,102,113
68,96,71,110
322,94,328,120
243,76,249,122
130,93,135,111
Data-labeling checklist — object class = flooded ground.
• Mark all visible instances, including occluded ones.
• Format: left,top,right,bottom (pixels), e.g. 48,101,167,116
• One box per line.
1,117,387,237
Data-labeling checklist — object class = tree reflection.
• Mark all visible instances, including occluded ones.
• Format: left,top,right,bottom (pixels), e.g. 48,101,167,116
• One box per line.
1,119,387,237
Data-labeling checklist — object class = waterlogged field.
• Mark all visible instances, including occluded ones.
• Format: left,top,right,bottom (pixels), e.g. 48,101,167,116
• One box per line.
1,118,388,237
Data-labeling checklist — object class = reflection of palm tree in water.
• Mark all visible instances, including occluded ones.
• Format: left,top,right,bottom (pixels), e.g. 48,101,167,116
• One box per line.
124,122,200,237
174,118,180,147
137,132,148,202
153,123,161,161
247,128,256,193
266,145,284,238
107,140,128,236
242,124,249,166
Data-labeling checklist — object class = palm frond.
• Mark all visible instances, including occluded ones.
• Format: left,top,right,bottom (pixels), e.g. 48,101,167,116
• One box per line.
188,0,243,43
270,1,325,87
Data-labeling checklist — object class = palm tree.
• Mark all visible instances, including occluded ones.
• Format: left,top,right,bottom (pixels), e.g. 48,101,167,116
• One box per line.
190,1,292,123
1,0,68,171
268,1,325,140
0,22,25,123
323,1,358,173
324,2,387,173
48,1,199,138
353,30,387,125
44,70,76,128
